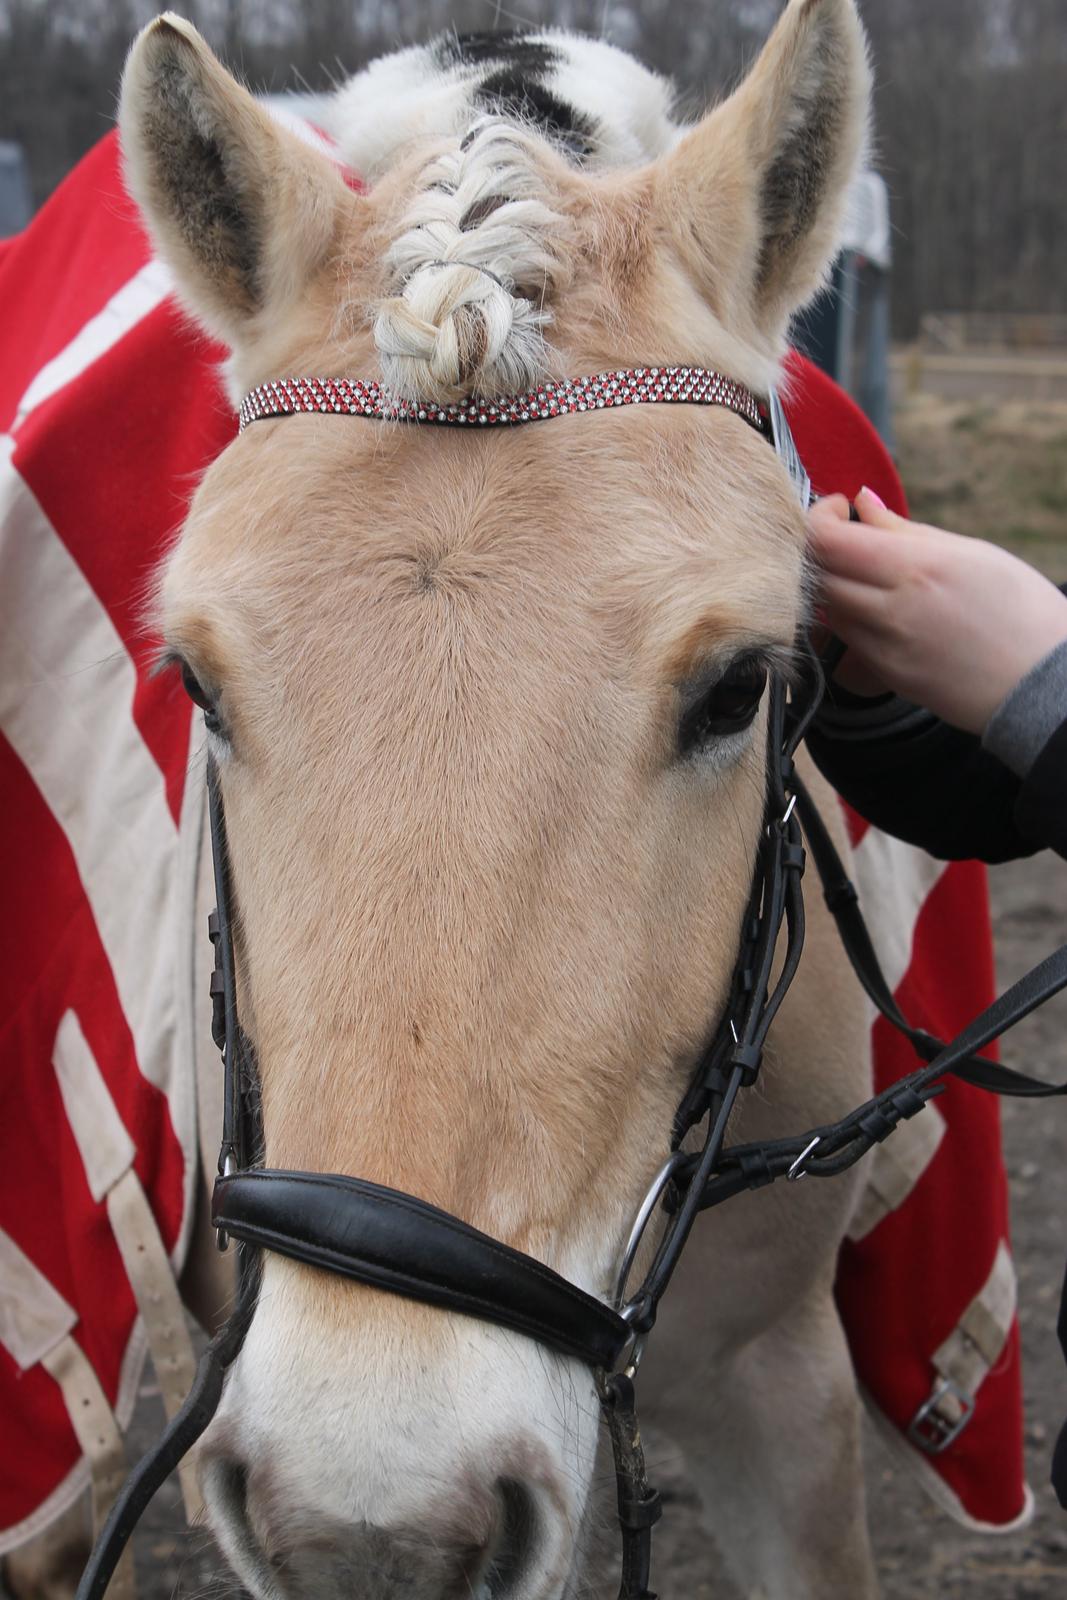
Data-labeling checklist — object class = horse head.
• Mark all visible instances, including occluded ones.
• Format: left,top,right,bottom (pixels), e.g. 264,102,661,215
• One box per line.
120,4,869,1595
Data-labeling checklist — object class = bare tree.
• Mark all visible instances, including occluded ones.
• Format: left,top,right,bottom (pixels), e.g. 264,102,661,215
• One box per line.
1,0,1063,335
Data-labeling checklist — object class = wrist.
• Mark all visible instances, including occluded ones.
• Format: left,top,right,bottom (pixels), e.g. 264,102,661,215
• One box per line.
986,611,1067,732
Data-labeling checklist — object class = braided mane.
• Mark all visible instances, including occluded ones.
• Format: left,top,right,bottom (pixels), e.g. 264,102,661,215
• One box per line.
372,119,570,405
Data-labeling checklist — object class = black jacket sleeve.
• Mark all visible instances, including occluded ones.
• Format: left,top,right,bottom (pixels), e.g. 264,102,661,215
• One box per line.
806,688,1067,865
1015,717,1067,861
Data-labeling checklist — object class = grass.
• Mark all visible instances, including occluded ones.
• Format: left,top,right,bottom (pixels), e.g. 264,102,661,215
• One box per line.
1035,486,1067,515
952,405,996,433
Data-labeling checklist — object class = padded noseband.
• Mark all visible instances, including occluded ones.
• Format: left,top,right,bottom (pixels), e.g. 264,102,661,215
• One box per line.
213,1169,633,1371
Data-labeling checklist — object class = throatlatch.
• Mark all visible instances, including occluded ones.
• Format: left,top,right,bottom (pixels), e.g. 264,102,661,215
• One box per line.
76,377,1067,1600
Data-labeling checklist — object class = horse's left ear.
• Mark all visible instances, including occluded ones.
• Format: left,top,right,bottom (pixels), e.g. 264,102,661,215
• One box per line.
119,12,355,349
658,0,870,348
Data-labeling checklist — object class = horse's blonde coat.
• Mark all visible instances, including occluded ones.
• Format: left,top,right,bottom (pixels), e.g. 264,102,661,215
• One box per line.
114,5,880,1597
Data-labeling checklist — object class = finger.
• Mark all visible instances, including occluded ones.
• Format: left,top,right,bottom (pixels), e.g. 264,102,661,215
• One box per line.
807,509,899,589
806,511,854,578
816,571,894,634
854,484,908,529
809,492,852,523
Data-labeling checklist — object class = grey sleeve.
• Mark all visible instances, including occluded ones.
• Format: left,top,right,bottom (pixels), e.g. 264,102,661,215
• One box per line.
982,637,1067,779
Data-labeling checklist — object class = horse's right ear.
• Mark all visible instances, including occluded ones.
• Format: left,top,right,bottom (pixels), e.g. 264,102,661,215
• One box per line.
119,13,355,349
656,0,869,358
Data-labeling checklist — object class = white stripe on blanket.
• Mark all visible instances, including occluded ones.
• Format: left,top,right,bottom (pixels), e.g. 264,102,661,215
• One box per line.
852,826,949,999
53,1010,137,1202
13,259,174,430
0,439,180,1094
0,1228,78,1370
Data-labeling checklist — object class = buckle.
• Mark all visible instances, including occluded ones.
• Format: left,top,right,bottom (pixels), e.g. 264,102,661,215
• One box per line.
214,1148,238,1252
613,1153,687,1317
907,1377,975,1454
786,1135,821,1182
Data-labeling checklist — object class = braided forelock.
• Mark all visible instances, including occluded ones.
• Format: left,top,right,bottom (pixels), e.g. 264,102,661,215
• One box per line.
373,119,570,405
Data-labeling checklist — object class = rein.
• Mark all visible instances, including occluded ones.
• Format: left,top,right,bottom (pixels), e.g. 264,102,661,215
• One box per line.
76,368,1067,1600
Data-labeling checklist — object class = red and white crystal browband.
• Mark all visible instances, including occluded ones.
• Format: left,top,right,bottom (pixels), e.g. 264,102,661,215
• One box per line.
237,367,770,437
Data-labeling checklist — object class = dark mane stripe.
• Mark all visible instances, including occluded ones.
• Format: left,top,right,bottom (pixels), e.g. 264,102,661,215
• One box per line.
433,31,559,73
433,30,596,158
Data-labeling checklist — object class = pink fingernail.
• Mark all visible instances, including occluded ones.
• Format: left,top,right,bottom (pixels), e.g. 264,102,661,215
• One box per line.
859,485,886,510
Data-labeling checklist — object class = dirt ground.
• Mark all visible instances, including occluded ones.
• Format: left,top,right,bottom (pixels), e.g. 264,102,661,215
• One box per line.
117,396,1067,1597
892,392,1067,580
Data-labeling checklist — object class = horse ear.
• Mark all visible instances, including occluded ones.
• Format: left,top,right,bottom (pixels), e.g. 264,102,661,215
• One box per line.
659,0,870,347
119,13,353,348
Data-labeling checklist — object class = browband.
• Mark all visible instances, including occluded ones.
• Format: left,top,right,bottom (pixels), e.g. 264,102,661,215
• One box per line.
213,1169,634,1371
238,366,769,436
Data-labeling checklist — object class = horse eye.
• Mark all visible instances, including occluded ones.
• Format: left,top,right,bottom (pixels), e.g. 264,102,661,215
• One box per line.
179,660,212,709
179,660,222,733
678,657,768,756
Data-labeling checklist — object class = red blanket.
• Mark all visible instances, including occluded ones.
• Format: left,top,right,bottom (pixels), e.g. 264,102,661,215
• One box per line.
0,129,1026,1548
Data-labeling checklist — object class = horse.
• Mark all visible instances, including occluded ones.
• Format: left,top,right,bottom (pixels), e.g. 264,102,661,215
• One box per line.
10,2,889,1594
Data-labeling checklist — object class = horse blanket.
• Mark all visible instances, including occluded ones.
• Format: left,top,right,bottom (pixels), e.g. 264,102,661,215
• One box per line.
0,126,1028,1552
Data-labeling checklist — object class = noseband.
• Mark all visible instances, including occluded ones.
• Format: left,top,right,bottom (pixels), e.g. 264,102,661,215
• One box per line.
78,369,1067,1600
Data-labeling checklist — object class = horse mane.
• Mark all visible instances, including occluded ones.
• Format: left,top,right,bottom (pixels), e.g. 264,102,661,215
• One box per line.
371,118,570,405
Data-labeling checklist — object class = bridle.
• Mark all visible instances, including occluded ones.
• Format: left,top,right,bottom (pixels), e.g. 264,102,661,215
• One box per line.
77,366,1067,1600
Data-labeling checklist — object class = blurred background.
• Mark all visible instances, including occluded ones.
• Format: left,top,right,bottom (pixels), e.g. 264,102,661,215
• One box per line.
1,1,1064,332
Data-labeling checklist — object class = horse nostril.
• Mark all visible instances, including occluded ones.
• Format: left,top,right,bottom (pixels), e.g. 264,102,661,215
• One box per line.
201,1450,290,1597
479,1478,538,1598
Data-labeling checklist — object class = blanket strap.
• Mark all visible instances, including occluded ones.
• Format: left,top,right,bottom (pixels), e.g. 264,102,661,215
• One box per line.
106,1171,201,1522
74,1261,258,1600
908,1240,1017,1454
41,1338,134,1600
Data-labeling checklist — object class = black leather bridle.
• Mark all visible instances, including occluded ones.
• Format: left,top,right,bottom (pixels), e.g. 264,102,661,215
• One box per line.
76,374,1067,1600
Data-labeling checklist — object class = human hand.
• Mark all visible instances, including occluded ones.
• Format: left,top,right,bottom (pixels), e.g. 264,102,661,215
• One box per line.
806,488,1067,735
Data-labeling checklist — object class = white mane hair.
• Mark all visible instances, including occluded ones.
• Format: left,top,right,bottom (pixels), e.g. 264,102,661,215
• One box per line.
319,32,683,405
371,119,567,405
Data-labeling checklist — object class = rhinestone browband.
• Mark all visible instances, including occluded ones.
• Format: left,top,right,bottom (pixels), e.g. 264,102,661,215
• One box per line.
237,367,770,436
